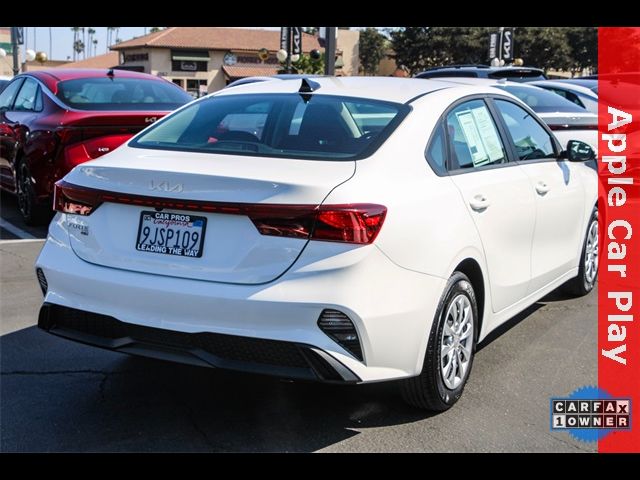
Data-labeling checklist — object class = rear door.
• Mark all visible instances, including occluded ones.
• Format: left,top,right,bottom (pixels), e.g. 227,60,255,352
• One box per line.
445,98,536,313
493,98,585,293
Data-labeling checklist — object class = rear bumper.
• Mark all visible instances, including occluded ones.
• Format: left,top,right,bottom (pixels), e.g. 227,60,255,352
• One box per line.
35,215,447,382
38,303,360,383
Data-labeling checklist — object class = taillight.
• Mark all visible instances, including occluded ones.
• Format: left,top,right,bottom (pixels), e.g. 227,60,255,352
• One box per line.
53,182,101,215
251,204,387,245
52,181,387,244
63,134,133,170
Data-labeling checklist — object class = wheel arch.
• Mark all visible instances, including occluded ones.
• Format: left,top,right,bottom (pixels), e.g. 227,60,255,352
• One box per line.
452,257,486,342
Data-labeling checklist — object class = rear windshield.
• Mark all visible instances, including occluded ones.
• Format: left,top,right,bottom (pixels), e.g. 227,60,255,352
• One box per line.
417,71,479,78
488,70,546,82
57,77,192,111
130,93,410,160
497,85,587,113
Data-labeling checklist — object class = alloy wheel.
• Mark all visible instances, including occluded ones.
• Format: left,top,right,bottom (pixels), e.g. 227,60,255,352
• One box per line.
584,219,599,285
440,294,474,390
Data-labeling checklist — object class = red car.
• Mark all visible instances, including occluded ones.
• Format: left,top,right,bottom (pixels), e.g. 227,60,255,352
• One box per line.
0,69,192,224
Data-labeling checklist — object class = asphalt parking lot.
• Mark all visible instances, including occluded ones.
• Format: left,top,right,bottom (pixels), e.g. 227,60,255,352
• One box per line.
0,197,597,452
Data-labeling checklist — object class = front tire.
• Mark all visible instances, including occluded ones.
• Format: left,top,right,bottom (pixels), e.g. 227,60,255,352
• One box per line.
400,272,478,411
563,206,598,297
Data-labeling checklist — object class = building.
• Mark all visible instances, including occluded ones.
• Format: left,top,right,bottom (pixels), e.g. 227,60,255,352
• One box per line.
59,51,120,69
1,27,14,77
111,27,359,95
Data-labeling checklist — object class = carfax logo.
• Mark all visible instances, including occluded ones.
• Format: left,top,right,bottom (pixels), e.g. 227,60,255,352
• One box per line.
550,386,632,442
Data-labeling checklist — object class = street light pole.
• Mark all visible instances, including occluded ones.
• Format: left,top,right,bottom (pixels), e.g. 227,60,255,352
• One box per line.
286,27,292,74
10,27,20,76
498,26,504,65
324,27,336,76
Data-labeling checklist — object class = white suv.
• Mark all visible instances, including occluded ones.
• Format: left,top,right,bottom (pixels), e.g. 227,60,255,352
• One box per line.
36,77,598,410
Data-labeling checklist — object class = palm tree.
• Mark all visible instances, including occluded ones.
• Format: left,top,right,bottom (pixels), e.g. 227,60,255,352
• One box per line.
87,28,96,57
71,27,81,61
93,39,98,56
73,40,84,60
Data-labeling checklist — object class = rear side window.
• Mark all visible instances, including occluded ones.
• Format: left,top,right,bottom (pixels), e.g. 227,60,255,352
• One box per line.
425,123,447,175
0,78,24,109
57,77,192,111
13,78,40,111
445,99,507,170
131,93,410,161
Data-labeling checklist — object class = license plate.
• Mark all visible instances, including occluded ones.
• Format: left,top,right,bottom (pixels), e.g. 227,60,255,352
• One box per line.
135,211,206,258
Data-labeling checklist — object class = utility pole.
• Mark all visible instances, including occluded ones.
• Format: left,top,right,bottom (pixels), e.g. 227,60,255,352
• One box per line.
324,27,336,75
10,27,20,76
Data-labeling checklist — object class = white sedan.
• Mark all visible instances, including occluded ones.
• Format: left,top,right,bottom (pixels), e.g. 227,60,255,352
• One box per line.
35,77,598,410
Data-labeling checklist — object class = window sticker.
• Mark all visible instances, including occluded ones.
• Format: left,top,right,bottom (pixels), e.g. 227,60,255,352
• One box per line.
456,110,490,167
471,106,504,162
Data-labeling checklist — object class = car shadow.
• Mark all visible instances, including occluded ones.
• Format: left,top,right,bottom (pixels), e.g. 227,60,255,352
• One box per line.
1,286,581,452
1,326,434,452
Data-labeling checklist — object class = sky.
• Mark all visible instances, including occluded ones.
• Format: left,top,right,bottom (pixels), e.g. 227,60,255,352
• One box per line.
22,27,151,61
20,27,283,62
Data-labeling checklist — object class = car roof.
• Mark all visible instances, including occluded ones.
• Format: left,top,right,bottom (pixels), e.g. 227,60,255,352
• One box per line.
23,68,168,94
215,76,497,104
225,74,328,89
529,80,597,97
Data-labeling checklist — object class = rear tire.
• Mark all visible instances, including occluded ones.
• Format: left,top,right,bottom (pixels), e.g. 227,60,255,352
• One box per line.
563,206,598,297
400,272,478,411
16,161,49,226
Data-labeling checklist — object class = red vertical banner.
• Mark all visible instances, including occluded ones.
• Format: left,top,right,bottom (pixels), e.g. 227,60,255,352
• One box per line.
598,27,640,452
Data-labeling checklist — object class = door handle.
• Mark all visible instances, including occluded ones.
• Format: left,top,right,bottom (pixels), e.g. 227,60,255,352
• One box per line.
469,195,490,211
535,181,551,195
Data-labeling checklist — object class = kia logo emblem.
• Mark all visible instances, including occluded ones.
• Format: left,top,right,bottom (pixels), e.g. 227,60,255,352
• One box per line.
149,180,183,193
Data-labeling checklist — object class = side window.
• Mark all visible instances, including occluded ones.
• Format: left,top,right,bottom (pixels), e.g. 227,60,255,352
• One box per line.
495,99,556,161
13,78,39,112
445,99,507,171
425,122,447,175
0,78,25,110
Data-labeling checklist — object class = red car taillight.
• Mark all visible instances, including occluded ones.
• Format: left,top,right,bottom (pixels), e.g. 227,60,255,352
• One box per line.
62,134,134,170
251,204,387,244
53,181,387,244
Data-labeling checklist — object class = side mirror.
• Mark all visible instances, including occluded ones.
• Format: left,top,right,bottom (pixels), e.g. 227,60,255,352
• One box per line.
563,140,596,162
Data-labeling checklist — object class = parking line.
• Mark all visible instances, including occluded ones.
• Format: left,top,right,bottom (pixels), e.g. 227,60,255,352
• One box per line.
0,238,45,245
0,218,37,240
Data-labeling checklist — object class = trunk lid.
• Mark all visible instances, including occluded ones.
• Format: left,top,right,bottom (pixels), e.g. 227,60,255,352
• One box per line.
63,145,355,284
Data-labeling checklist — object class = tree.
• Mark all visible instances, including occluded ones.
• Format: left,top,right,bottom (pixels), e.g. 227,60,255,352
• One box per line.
87,28,96,57
390,27,494,74
71,27,81,61
73,40,84,60
565,27,597,72
150,27,162,33
286,53,325,74
389,27,597,75
93,38,98,56
359,27,387,75
511,27,573,70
